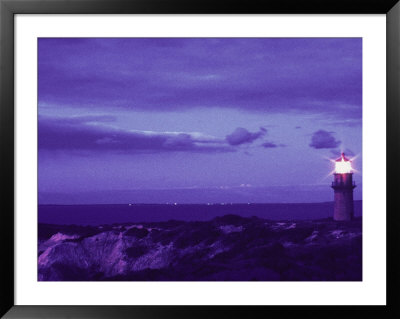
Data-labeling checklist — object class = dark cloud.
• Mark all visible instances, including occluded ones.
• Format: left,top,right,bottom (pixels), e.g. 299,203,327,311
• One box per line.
226,127,265,146
309,130,341,149
39,38,362,121
261,142,278,148
39,116,284,155
38,116,233,154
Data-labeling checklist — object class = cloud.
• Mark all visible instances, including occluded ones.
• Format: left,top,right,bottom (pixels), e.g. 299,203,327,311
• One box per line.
226,127,265,146
38,38,362,121
60,115,116,124
328,119,362,127
39,115,233,154
309,130,341,149
39,116,286,156
261,142,278,148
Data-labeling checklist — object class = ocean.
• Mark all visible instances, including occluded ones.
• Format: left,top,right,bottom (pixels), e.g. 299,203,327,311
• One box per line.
38,200,362,225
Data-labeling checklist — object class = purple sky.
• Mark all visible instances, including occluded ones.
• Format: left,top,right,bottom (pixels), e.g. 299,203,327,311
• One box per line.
38,38,362,204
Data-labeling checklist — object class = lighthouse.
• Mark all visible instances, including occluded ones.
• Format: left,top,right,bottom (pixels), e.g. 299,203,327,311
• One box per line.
331,153,356,221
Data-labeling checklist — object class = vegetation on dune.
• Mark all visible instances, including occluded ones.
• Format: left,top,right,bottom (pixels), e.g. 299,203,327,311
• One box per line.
38,215,362,281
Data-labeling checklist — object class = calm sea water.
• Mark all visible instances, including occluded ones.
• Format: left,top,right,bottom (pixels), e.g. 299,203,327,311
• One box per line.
38,201,362,225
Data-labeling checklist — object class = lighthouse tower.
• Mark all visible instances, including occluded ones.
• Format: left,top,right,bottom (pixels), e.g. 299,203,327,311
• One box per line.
331,153,356,221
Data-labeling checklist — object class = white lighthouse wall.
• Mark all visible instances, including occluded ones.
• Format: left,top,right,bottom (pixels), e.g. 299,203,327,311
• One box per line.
334,190,355,221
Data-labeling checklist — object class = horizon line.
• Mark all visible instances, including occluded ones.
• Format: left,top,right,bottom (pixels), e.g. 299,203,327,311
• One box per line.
38,200,363,206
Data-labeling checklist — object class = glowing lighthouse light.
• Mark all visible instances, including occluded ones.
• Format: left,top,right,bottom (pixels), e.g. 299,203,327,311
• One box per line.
335,153,352,174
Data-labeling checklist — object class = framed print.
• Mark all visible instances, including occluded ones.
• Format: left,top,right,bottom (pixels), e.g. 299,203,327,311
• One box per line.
1,0,399,318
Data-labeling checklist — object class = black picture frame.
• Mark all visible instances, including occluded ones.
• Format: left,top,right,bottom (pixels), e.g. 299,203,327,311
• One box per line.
1,0,399,318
